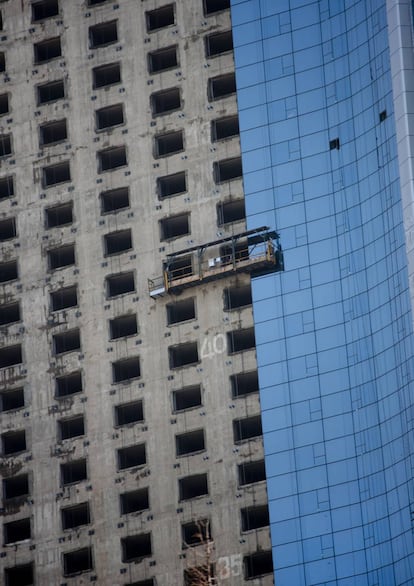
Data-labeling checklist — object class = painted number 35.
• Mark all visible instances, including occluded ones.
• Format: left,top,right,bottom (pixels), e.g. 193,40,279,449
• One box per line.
217,554,242,579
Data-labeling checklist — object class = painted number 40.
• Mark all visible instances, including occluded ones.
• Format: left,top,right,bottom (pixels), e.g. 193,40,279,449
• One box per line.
217,554,242,579
200,333,227,359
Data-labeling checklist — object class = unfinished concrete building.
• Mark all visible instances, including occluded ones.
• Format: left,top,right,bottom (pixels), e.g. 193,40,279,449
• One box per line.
0,1,282,584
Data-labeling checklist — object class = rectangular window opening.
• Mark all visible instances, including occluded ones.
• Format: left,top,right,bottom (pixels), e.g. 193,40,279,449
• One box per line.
217,198,245,225
146,4,175,31
37,79,65,104
61,502,90,530
106,272,135,298
244,551,273,580
120,487,149,515
34,37,61,63
114,400,144,426
3,474,29,500
227,327,256,353
167,255,193,280
0,344,22,368
148,45,178,73
0,134,12,157
48,244,75,270
53,329,81,355
224,284,252,310
179,473,208,501
0,52,5,73
231,371,258,399
204,0,230,15
173,385,202,412
151,88,181,116
51,286,77,311
5,564,33,586
167,298,195,325
96,103,124,130
233,415,262,443
0,387,24,412
0,260,18,283
212,115,239,141
4,518,31,544
55,371,83,398
238,460,266,486
0,301,20,325
241,505,270,532
176,429,205,456
112,356,141,383
154,130,183,157
100,187,129,213
63,547,93,576
104,229,132,256
2,429,26,455
0,176,14,200
0,217,16,241
169,342,199,369
182,519,211,548
98,145,127,172
121,533,152,563
0,93,9,116
46,201,73,228
209,73,236,101
40,119,67,146
61,459,87,485
32,0,59,21
110,314,138,339
43,161,71,187
89,20,118,48
59,415,85,440
205,30,233,57
92,62,121,89
214,157,242,183
117,443,146,470
160,213,190,240
157,171,186,199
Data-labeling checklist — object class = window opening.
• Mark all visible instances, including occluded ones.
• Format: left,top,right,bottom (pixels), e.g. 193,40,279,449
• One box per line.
241,505,269,531
110,314,138,339
217,198,245,224
120,487,149,514
59,415,85,440
0,345,22,368
176,429,205,456
148,45,178,73
158,171,186,198
0,52,6,72
0,134,12,157
182,519,211,548
167,298,195,325
61,459,87,485
203,0,230,15
37,79,65,104
0,260,18,282
4,518,31,544
3,474,29,499
154,130,183,157
227,327,255,353
92,62,121,88
98,145,127,172
238,460,265,486
146,4,174,31
5,564,33,586
329,137,340,150
151,88,181,115
0,176,14,200
55,371,82,398
43,161,71,187
46,201,73,227
100,187,129,213
53,329,81,355
208,73,236,100
89,20,118,48
224,284,252,310
173,385,202,412
0,387,24,412
63,547,93,576
2,429,26,455
169,342,198,369
51,285,77,311
114,400,144,426
233,415,262,443
230,371,258,398
96,103,124,130
61,502,90,530
0,217,16,241
34,37,61,63
40,119,67,145
106,272,135,297
0,93,9,116
104,229,132,255
32,0,59,21
160,213,189,240
117,443,146,470
214,157,242,183
112,356,141,382
244,551,273,579
212,115,239,141
0,301,20,325
205,30,233,57
48,244,75,269
179,473,208,500
121,533,152,562
166,255,192,280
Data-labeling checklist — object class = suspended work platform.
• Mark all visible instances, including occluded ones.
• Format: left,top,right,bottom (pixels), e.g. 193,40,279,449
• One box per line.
148,226,283,298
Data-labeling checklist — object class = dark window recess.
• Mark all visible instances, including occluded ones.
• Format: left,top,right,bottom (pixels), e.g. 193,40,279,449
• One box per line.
0,52,5,72
3,474,29,500
0,11,2,31
0,93,9,116
112,356,141,383
179,473,208,501
217,199,245,225
330,137,340,150
160,213,189,240
0,176,14,200
48,244,75,269
51,286,77,311
101,187,129,213
224,284,252,310
61,459,87,485
380,110,387,122
127,581,154,586
34,37,61,63
0,134,12,157
173,385,202,412
241,505,269,531
209,73,236,101
0,218,16,241
0,388,24,412
158,171,186,199
43,161,71,187
59,415,85,440
37,79,65,104
2,429,26,455
0,301,20,325
146,4,175,31
53,329,81,355
92,62,121,89
214,157,242,183
244,551,273,579
117,443,146,470
96,103,124,130
182,520,211,548
167,255,192,279
110,314,138,339
106,272,135,297
176,429,205,456
228,327,256,353
63,547,93,576
206,30,233,57
32,0,59,21
55,371,83,398
120,487,149,514
231,371,258,398
88,0,108,5
184,566,215,586
151,88,181,116
0,260,18,283
154,130,183,157
4,564,34,586
169,342,198,369
148,45,178,73
238,460,266,486
121,533,152,563
104,229,132,256
220,242,249,264
0,345,22,368
115,400,144,426
46,202,73,228
233,415,262,443
40,119,67,145
98,146,127,172
89,20,118,48
61,502,90,530
204,0,230,15
167,298,195,325
212,115,239,141
4,518,31,544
